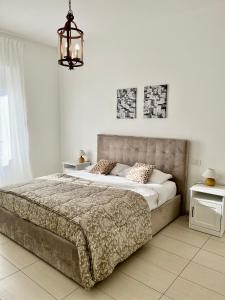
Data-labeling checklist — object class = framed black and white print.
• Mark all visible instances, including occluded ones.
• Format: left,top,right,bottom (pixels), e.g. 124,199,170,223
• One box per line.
117,88,137,119
144,84,168,118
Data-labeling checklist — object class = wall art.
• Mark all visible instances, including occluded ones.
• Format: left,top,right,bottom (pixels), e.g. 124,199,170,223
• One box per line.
144,84,168,118
117,88,137,119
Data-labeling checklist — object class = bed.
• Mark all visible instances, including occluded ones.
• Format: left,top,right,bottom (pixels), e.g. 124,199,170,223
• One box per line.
0,134,188,288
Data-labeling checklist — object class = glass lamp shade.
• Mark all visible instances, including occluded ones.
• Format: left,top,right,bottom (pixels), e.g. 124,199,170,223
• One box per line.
79,150,85,156
57,11,84,70
202,168,216,179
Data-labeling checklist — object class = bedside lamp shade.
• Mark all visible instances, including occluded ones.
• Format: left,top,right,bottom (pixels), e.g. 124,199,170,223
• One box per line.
202,168,216,186
79,150,85,156
202,168,216,179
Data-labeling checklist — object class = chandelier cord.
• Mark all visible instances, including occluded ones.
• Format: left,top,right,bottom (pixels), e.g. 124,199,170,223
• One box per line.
68,0,72,13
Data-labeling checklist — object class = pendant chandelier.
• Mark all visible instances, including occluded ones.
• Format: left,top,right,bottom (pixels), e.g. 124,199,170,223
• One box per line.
57,0,84,70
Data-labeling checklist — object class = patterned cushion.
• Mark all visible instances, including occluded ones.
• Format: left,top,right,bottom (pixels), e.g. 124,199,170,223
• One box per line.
126,162,155,184
90,159,116,175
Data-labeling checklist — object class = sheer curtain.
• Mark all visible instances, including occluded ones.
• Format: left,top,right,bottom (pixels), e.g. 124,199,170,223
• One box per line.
0,36,32,187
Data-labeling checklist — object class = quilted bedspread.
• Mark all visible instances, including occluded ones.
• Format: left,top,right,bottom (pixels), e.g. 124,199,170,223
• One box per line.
0,174,152,288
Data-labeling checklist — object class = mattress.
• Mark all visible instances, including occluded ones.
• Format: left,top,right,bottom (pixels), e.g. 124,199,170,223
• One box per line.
65,169,177,210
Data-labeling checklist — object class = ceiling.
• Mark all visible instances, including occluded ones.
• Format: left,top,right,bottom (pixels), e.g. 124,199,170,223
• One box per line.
0,0,224,47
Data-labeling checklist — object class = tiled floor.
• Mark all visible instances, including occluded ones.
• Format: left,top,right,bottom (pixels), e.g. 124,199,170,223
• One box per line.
1,216,225,300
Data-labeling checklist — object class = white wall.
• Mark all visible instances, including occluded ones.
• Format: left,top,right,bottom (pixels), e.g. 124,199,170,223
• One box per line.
24,41,60,177
59,1,225,195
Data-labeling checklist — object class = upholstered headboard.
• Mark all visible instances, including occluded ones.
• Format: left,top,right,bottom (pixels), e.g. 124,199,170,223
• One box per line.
97,134,189,210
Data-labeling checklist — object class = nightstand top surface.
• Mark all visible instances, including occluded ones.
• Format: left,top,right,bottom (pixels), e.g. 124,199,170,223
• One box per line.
63,161,90,166
190,183,225,196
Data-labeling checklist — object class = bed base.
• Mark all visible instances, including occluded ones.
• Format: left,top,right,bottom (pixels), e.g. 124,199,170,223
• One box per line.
0,195,181,287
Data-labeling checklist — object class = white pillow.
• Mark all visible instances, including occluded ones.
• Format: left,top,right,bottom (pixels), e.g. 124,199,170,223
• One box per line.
85,164,96,171
110,163,130,176
148,169,172,184
118,167,132,177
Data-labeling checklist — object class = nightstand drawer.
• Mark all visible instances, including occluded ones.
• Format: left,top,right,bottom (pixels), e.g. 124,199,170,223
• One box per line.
191,198,222,232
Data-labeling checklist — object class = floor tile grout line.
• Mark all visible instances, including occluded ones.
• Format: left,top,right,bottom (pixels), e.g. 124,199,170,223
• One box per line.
148,243,191,260
20,259,40,270
146,244,195,261
21,267,82,300
191,258,225,276
0,269,20,282
21,270,59,300
59,285,80,300
159,294,173,300
159,234,211,299
209,237,225,245
201,247,225,258
119,269,163,295
60,286,96,300
166,221,210,236
147,243,199,261
95,287,117,300
0,252,21,270
159,231,209,248
158,259,191,299
0,252,40,282
179,275,225,298
130,248,189,276
61,288,77,300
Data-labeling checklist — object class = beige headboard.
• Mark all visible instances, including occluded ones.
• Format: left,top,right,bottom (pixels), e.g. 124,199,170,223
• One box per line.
97,134,189,210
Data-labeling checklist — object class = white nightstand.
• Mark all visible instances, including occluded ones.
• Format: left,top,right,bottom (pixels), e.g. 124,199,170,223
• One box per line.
189,184,225,237
62,161,91,173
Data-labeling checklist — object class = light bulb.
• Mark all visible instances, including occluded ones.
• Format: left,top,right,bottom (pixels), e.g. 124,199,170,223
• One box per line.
75,44,80,50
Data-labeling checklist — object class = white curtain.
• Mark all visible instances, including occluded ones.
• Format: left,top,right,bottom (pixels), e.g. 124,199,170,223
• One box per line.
0,36,32,187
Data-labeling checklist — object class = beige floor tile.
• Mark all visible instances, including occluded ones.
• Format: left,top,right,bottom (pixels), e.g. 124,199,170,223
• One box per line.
136,245,189,275
160,223,209,247
166,277,225,300
64,287,113,300
0,255,18,279
119,255,176,293
203,239,225,257
193,249,225,274
23,260,79,299
0,233,10,245
210,235,225,244
160,296,172,300
181,262,225,296
0,240,38,269
171,215,189,229
98,270,161,300
148,233,199,259
0,271,55,300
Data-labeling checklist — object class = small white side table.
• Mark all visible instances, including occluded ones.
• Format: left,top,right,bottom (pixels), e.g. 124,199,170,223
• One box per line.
189,184,225,237
62,161,91,173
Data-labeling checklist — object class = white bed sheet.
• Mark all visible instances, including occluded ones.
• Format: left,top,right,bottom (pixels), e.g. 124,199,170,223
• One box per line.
65,169,177,210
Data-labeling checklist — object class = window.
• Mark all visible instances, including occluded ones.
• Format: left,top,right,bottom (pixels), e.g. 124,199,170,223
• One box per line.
0,93,11,167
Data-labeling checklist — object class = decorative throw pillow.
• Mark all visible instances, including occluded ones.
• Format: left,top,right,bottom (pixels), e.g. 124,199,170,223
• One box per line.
148,169,172,184
110,163,130,176
89,159,116,175
126,162,155,184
